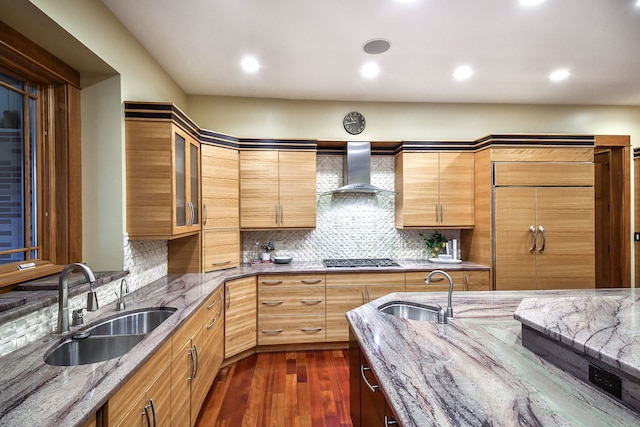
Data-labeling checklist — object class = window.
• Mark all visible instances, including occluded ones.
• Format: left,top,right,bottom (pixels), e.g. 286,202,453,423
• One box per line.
0,20,81,288
0,71,38,266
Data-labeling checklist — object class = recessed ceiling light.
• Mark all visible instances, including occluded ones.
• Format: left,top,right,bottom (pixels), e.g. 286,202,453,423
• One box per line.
549,69,570,81
363,39,391,55
361,62,380,78
519,0,546,5
240,56,260,73
453,65,474,80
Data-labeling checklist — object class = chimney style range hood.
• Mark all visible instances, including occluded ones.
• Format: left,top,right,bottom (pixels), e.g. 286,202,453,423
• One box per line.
323,141,396,196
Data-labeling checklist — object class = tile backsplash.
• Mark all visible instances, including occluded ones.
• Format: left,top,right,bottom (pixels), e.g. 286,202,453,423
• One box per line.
242,155,460,261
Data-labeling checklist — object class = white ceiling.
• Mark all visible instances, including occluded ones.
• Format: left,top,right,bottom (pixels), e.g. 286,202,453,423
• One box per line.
102,0,640,105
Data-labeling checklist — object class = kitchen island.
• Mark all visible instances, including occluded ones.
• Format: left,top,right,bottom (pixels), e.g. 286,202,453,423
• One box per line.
347,289,640,426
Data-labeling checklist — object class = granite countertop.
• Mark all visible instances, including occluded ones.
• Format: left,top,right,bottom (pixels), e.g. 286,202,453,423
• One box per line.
514,292,640,380
0,259,488,426
347,289,640,426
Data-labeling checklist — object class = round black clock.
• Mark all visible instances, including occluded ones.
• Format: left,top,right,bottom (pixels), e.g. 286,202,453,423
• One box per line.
343,111,366,135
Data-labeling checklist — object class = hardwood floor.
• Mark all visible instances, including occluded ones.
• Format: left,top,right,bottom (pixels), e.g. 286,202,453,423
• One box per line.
195,350,353,427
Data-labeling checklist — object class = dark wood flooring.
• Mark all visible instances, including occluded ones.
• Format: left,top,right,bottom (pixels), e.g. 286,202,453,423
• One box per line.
195,350,353,427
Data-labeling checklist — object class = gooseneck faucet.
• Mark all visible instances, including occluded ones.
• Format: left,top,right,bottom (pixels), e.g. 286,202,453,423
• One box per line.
426,270,454,323
115,278,129,311
57,263,97,333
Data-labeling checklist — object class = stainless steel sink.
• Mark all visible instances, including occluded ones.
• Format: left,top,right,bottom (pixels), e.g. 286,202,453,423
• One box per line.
44,334,145,366
86,307,177,336
378,301,443,322
44,307,176,366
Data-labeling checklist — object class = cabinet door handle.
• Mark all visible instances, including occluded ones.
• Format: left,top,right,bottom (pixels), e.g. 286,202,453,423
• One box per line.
464,274,469,290
226,285,231,309
217,291,223,316
440,204,444,223
366,290,371,302
301,279,322,284
529,225,537,253
143,404,152,427
212,260,232,266
188,348,195,381
360,365,379,393
538,225,546,253
261,329,284,334
149,399,157,427
280,204,284,225
203,204,207,226
262,300,284,306
301,327,322,332
361,291,365,305
435,203,439,222
275,204,279,224
301,299,322,305
193,344,199,379
261,280,283,285
385,415,398,426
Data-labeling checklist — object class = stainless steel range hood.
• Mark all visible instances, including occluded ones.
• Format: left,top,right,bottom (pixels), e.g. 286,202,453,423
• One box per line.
324,141,396,195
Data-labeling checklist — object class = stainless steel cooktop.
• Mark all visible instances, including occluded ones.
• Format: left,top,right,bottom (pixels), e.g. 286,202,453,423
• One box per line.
322,258,400,268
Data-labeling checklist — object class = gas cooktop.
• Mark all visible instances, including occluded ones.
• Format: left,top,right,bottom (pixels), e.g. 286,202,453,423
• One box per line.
322,258,401,268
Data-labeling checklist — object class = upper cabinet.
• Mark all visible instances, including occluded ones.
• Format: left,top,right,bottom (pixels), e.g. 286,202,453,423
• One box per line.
240,147,317,229
201,144,240,271
125,113,201,240
395,149,474,228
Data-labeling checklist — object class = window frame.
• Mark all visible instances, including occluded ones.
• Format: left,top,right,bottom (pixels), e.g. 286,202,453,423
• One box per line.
0,20,82,289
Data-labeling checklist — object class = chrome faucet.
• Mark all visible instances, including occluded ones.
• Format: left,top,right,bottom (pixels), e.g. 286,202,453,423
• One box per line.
115,278,129,311
426,270,454,323
57,263,97,333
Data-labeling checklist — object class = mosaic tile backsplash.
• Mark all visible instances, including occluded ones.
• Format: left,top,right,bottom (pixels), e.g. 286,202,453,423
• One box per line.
242,155,460,261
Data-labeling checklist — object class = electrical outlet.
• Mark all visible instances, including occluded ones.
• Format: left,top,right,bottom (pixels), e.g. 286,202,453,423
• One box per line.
589,363,621,399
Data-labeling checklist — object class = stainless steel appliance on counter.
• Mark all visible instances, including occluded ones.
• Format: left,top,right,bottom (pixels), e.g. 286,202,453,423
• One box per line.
322,258,400,268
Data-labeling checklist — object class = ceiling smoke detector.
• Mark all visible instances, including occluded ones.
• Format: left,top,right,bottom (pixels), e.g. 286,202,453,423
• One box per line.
363,39,391,55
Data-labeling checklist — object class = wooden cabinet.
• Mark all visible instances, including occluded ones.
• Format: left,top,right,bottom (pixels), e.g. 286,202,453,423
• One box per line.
201,144,240,271
326,273,404,342
171,307,204,427
349,331,395,427
240,150,316,229
126,120,201,239
257,274,325,345
464,270,490,291
395,151,474,228
225,276,257,359
108,339,172,427
493,162,595,291
405,270,489,292
194,288,224,417
495,186,595,291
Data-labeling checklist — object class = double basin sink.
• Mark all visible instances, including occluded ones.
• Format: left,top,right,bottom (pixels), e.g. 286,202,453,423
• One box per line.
44,307,176,366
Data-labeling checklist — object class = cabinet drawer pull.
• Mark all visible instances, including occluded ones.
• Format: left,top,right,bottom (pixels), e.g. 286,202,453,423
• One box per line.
261,329,284,334
226,285,231,309
212,260,232,266
301,279,322,284
425,276,444,282
143,404,152,427
385,415,398,426
149,399,157,427
206,316,218,329
261,280,283,285
207,298,218,309
262,300,284,306
301,327,322,332
360,365,379,392
301,299,322,305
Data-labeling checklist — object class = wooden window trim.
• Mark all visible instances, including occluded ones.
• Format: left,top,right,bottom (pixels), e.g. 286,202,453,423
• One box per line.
0,20,82,290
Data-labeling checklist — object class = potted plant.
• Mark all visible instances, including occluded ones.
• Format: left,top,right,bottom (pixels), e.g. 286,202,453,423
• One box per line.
260,241,275,261
419,231,448,258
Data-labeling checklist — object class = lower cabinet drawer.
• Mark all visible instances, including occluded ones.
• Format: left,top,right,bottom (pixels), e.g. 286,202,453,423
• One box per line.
405,271,467,292
258,287,325,316
258,315,326,345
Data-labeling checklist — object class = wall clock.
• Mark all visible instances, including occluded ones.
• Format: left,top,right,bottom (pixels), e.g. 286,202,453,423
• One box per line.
343,111,366,135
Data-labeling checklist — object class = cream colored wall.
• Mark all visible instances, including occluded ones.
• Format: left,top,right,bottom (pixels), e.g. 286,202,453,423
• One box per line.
188,95,640,144
27,0,187,270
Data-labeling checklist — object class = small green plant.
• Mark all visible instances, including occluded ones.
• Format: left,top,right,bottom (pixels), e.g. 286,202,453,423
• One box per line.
419,231,448,257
